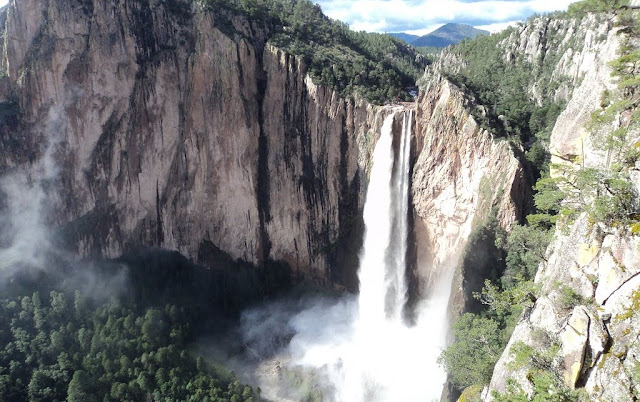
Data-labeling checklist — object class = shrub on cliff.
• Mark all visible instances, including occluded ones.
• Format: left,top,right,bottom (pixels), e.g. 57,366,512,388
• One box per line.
546,5,640,229
568,0,630,16
444,25,567,159
437,313,504,389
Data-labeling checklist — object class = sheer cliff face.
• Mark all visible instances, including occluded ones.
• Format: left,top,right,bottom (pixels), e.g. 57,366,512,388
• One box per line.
0,0,389,285
488,17,640,401
411,70,528,300
498,13,614,104
435,13,614,106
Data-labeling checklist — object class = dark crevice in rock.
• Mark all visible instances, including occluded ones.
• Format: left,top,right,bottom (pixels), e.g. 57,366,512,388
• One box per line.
235,43,251,118
581,315,614,388
0,99,27,171
297,90,329,272
602,271,640,305
576,312,592,388
127,1,160,65
88,111,120,208
155,179,164,246
256,55,271,263
537,19,550,70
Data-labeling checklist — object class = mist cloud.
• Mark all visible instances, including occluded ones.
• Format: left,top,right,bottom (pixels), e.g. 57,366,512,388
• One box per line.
228,275,453,402
0,101,129,302
0,106,64,278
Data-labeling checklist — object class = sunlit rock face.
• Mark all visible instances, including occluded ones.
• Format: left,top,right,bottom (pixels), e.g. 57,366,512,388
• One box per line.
0,0,394,285
0,0,531,295
487,213,640,401
411,69,529,314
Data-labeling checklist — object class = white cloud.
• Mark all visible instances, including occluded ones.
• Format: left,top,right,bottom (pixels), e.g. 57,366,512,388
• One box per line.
316,0,581,33
351,19,392,32
475,20,521,33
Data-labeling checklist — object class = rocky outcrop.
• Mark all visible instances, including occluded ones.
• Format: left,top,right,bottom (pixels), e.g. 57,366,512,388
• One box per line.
412,13,619,319
487,13,640,400
435,13,614,109
487,213,640,400
548,22,622,170
0,0,394,286
499,13,614,104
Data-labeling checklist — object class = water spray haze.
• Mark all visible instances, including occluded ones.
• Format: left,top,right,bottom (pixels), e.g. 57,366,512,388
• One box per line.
0,107,64,275
0,104,131,301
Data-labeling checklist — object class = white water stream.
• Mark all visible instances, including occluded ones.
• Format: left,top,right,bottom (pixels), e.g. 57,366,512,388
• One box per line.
358,111,413,328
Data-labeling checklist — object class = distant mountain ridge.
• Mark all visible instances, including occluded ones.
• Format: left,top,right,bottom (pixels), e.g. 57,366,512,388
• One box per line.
388,32,420,43
413,23,489,47
390,23,489,47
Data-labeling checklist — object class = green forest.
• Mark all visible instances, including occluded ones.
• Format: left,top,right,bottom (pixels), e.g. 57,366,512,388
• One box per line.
196,0,426,104
0,249,294,402
0,291,256,402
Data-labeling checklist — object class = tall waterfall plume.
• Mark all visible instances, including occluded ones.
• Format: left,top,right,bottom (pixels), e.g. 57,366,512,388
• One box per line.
357,110,413,328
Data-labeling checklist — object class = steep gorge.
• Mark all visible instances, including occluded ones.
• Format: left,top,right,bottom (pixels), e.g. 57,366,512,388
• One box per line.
4,1,637,400
486,7,640,401
418,6,640,400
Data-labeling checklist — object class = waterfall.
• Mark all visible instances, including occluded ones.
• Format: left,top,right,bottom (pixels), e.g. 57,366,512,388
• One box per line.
251,109,449,402
389,111,412,320
357,114,396,328
357,110,412,328
340,109,449,402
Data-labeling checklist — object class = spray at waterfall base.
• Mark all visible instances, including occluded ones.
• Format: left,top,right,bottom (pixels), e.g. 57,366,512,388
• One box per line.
231,111,453,402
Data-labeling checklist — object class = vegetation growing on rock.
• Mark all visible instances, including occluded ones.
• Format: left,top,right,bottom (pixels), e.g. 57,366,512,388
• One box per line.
198,0,426,104
441,22,569,165
439,0,640,398
540,0,639,228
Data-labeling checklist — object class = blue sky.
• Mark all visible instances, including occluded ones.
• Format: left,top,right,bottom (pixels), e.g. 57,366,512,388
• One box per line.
315,0,581,34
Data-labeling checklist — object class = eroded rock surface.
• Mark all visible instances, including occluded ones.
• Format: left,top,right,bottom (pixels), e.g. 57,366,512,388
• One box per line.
0,0,393,285
412,70,528,301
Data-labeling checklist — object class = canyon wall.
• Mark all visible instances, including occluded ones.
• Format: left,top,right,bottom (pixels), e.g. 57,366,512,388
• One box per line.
0,0,394,287
410,13,617,315
0,0,534,300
